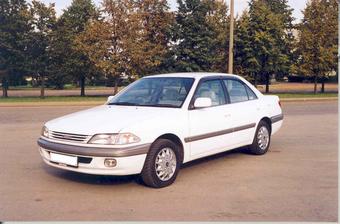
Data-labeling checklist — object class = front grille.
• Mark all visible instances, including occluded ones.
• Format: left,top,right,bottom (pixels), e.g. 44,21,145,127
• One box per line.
50,131,90,143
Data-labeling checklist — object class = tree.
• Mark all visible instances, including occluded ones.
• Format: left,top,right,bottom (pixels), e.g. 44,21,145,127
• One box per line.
172,0,216,72
0,0,31,97
77,0,174,93
295,0,338,93
76,0,133,94
27,0,56,98
131,0,174,76
234,11,259,84
58,0,98,96
234,11,261,86
248,0,288,92
205,0,229,72
47,17,72,90
263,0,295,80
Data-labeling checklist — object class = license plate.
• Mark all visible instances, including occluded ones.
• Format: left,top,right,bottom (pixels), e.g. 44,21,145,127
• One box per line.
50,152,78,167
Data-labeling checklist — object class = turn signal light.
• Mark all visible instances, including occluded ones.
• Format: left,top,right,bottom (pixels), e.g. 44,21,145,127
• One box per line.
104,159,117,167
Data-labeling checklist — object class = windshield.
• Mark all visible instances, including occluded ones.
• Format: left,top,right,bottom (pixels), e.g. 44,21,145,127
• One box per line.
108,77,195,108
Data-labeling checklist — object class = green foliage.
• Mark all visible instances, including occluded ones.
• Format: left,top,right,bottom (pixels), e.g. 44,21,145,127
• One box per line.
172,0,216,72
0,0,337,97
234,11,258,81
263,0,295,79
171,0,230,73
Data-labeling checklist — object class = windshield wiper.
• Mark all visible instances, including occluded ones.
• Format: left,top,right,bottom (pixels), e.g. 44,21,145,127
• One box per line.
149,104,179,108
108,102,139,106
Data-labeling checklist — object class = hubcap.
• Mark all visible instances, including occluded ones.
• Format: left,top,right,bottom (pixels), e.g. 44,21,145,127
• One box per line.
155,147,177,181
257,126,269,150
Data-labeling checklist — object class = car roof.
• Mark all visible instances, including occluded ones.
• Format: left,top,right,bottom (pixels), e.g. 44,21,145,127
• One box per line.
144,72,239,79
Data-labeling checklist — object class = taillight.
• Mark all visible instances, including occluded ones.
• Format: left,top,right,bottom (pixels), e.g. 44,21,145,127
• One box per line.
278,100,282,108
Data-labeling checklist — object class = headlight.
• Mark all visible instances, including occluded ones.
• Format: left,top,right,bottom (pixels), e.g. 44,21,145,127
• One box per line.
115,133,140,145
88,133,140,145
41,126,49,138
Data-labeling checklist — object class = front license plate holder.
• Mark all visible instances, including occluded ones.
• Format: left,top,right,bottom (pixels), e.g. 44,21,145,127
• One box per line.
50,152,78,167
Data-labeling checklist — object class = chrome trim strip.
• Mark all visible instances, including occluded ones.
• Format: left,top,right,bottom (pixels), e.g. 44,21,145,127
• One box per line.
184,123,256,143
271,114,284,123
233,123,257,132
52,131,88,136
49,131,90,143
38,138,150,157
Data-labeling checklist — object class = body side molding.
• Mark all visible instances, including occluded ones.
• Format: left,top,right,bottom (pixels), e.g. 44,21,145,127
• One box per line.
270,114,284,123
184,123,256,143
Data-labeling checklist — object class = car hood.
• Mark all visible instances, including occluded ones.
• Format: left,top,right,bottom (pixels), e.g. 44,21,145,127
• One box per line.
46,105,172,135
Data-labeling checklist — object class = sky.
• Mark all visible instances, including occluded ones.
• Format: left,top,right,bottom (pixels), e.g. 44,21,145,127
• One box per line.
40,0,308,22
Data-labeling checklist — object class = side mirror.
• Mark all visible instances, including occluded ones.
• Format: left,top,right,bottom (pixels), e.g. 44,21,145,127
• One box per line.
107,95,115,103
194,97,212,108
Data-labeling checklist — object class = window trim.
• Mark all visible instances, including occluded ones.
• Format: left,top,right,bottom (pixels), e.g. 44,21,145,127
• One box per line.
188,76,227,110
221,77,258,104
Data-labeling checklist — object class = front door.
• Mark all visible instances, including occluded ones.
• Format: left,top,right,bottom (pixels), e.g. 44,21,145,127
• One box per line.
187,78,235,159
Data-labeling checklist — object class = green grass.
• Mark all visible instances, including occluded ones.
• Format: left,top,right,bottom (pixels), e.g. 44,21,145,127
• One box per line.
0,96,107,103
273,93,338,98
8,85,110,90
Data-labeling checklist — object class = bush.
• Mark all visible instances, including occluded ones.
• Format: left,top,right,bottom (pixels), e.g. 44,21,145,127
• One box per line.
287,75,305,82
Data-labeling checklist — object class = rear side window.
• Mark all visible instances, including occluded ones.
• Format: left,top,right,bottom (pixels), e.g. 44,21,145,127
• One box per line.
245,85,257,100
223,79,257,103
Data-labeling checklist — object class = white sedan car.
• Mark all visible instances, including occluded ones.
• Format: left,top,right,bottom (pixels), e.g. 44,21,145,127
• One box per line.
38,73,283,188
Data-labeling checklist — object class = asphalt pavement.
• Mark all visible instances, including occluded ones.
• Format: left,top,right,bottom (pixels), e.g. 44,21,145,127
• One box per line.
0,101,337,221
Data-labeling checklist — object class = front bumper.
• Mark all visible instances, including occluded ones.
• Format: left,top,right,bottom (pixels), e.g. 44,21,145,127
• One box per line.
38,138,150,175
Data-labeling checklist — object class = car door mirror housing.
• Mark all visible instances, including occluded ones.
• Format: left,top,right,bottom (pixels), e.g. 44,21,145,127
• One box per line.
194,97,212,108
107,95,115,103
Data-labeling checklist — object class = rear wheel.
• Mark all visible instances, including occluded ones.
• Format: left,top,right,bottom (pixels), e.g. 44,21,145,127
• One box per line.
141,139,180,188
248,121,271,155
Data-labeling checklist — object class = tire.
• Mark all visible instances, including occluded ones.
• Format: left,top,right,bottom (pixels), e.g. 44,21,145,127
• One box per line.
141,139,181,188
248,120,271,155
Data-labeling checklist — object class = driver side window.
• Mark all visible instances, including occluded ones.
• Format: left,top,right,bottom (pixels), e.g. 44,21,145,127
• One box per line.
193,79,226,107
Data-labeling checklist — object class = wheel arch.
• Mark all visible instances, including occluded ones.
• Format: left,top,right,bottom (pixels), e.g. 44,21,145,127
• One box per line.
259,117,272,134
155,133,184,164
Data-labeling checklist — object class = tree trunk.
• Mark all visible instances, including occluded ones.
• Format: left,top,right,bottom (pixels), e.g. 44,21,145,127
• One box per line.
265,73,270,93
253,73,257,87
40,74,45,99
114,78,119,95
313,75,318,94
80,76,85,97
321,77,325,93
2,77,8,98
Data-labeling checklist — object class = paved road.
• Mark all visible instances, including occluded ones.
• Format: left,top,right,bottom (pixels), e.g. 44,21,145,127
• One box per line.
0,101,337,221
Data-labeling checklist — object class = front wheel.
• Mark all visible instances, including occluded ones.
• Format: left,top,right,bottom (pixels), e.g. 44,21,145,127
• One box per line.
248,121,271,155
141,139,180,188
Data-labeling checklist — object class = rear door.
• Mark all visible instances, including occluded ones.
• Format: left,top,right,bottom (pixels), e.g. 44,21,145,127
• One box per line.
222,78,259,145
